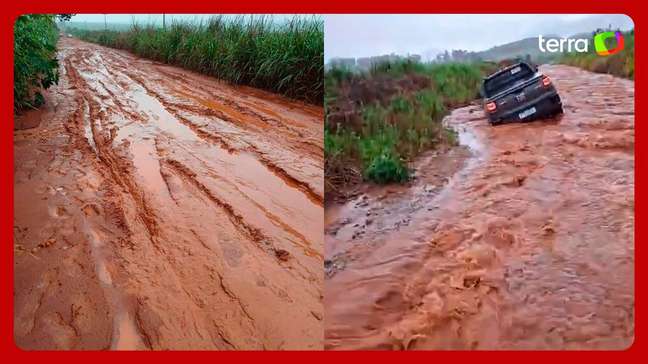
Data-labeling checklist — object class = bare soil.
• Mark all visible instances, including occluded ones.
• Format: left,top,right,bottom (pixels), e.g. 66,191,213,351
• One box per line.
324,65,634,350
14,37,324,350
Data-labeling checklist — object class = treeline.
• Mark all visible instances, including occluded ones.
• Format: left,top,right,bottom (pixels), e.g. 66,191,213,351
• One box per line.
14,14,61,112
69,16,324,104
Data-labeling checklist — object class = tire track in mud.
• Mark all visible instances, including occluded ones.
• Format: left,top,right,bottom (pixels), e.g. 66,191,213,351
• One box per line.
99,49,324,202
161,158,274,254
325,65,634,350
65,55,163,251
15,37,323,350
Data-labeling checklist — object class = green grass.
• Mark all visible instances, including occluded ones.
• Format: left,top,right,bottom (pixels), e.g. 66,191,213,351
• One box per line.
325,60,492,187
427,63,483,106
68,16,323,104
14,14,60,112
561,29,634,79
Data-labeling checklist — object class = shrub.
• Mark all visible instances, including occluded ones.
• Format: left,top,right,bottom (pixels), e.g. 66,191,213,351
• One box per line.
364,152,409,184
14,14,60,112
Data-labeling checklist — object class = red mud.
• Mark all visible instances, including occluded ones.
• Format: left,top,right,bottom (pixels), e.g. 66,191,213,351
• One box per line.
324,65,634,350
14,37,324,350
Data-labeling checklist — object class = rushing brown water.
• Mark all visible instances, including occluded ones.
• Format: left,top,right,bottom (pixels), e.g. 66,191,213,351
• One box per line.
325,65,634,350
14,37,324,350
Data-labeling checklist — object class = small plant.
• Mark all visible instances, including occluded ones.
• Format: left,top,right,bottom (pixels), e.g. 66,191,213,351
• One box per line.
364,152,409,184
357,122,409,184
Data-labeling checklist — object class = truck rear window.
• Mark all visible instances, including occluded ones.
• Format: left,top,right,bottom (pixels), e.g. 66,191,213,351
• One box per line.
484,64,534,97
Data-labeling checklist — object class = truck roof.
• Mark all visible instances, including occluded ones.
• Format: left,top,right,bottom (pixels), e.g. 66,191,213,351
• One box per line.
483,62,532,81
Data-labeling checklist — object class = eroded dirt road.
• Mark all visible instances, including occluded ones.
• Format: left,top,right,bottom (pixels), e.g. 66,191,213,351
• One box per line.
14,37,323,350
325,65,634,350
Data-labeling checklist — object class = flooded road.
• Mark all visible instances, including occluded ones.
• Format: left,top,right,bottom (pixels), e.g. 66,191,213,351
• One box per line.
324,65,634,350
14,37,323,350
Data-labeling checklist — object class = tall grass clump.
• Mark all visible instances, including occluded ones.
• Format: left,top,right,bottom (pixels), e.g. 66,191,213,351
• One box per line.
426,63,483,105
14,14,60,112
561,29,634,79
69,16,323,104
325,60,488,190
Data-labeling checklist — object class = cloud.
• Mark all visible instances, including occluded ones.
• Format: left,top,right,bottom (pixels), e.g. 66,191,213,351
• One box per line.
325,14,634,61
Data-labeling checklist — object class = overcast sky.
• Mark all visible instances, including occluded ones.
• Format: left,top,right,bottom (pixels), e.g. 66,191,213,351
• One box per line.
325,14,634,61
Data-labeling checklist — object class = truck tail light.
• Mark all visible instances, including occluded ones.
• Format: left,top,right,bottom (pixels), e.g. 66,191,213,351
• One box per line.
485,102,497,112
542,76,552,87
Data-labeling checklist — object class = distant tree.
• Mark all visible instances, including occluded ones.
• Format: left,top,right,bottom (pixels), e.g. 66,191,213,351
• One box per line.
57,14,74,22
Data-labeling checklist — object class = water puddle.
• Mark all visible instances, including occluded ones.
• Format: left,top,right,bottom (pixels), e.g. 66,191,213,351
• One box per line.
83,220,144,350
130,86,200,143
112,311,145,350
84,223,113,286
129,140,168,197
82,99,97,154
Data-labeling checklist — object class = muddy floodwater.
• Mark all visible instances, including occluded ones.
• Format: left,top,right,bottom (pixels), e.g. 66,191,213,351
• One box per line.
14,37,324,350
325,65,634,350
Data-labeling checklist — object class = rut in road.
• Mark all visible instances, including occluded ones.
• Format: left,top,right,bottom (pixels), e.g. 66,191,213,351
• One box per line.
324,65,634,350
14,37,324,350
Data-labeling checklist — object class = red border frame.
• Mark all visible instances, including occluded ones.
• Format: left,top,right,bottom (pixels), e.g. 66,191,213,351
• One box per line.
1,0,641,359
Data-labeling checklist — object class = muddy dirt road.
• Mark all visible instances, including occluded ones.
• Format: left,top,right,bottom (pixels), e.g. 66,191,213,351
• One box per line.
14,37,324,350
325,65,634,350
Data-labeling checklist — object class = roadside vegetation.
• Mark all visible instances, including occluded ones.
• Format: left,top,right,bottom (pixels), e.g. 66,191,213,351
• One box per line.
68,16,323,104
325,60,497,195
561,29,634,79
14,15,61,112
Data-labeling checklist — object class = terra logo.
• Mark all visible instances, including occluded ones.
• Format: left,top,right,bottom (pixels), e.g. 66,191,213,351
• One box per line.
594,31,625,56
538,30,625,56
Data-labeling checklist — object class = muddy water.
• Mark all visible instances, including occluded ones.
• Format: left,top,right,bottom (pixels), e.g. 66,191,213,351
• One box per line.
14,37,323,350
325,65,634,350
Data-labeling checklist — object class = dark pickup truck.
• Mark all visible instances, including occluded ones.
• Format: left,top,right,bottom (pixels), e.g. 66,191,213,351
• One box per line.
481,62,563,125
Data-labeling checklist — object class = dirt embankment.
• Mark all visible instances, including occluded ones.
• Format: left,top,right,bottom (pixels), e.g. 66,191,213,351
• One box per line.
14,37,324,350
325,65,634,350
